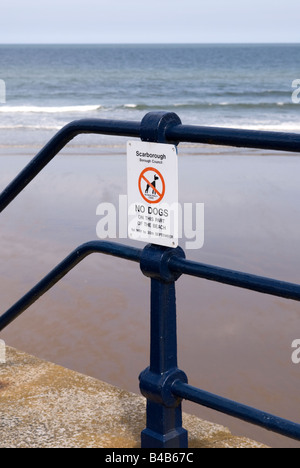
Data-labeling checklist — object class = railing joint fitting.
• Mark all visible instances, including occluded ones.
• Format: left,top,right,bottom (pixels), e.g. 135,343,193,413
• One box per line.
140,111,182,145
139,366,188,409
140,244,185,283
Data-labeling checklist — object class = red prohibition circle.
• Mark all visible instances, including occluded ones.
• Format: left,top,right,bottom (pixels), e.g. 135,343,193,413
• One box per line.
138,167,165,204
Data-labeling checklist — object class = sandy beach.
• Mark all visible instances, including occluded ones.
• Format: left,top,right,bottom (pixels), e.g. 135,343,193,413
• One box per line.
0,144,300,448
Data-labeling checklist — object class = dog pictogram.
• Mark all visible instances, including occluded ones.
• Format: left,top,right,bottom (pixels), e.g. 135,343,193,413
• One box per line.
138,167,165,204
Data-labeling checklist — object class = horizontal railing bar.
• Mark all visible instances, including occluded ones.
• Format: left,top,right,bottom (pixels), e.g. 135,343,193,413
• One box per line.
172,381,300,441
0,241,142,331
166,124,300,153
1,115,300,215
0,118,141,213
169,257,300,301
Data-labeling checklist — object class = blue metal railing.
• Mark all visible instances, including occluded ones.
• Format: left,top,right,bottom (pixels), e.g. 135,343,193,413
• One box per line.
0,111,300,448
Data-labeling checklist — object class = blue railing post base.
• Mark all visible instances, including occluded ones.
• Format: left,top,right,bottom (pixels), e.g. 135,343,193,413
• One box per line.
139,244,188,449
141,401,188,449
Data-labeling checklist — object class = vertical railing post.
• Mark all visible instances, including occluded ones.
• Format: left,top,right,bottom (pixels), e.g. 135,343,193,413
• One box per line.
139,244,188,448
138,111,188,448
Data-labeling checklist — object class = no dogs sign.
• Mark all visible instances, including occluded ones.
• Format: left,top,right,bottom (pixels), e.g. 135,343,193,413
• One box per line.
127,141,179,248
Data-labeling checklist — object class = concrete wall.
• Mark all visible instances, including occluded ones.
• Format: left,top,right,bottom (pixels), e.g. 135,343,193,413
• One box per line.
0,346,268,448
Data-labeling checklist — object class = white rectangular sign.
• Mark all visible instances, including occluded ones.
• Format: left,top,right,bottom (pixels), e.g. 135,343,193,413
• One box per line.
127,141,179,248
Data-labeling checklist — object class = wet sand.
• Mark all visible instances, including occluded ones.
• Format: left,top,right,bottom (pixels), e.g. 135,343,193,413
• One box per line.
0,145,300,448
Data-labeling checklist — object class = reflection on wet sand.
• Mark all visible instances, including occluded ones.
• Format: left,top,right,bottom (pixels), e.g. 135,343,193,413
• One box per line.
0,149,299,448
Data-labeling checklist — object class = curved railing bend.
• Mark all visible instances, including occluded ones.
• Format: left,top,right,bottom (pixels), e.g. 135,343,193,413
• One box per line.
2,112,300,214
0,241,142,331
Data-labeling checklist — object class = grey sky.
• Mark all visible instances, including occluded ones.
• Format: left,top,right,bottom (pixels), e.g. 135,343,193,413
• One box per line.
0,0,299,44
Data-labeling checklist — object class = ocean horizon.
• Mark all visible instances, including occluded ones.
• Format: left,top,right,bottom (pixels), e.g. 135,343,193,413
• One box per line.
0,43,300,152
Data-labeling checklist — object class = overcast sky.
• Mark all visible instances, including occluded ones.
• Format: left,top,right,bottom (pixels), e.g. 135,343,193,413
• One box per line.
0,0,299,44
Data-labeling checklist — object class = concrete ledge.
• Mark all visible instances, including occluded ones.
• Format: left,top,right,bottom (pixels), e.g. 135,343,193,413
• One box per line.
0,346,268,448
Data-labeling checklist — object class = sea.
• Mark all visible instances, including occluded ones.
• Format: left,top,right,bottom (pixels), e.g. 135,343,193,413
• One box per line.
0,44,300,448
0,43,299,151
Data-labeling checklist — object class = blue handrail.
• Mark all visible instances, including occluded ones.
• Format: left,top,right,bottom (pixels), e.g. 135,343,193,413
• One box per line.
0,112,299,448
0,241,142,331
